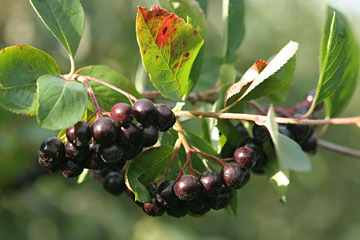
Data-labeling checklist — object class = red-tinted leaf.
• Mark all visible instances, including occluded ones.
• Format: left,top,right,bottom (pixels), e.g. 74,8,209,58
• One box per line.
136,6,204,101
225,60,268,102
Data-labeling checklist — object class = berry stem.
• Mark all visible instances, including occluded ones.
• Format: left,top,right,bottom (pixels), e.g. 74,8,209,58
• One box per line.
174,119,198,178
189,149,233,166
317,139,360,159
83,79,103,118
174,111,360,126
77,75,138,104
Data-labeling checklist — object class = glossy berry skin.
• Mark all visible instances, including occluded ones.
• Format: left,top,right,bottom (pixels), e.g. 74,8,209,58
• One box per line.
174,174,201,201
92,118,117,145
132,99,157,126
198,171,222,197
61,160,84,178
182,196,206,213
118,123,141,144
234,147,256,168
220,163,244,188
99,142,124,163
154,104,176,132
252,124,270,144
110,103,134,126
103,172,126,195
38,137,66,165
138,124,159,147
156,180,179,206
142,198,165,217
66,121,92,147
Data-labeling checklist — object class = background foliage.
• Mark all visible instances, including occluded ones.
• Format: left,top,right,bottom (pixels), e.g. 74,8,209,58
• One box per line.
1,0,360,239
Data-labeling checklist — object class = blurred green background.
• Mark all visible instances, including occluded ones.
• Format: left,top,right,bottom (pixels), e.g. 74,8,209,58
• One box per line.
1,0,360,239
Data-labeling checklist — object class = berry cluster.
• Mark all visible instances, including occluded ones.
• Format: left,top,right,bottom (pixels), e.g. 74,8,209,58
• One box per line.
38,98,176,178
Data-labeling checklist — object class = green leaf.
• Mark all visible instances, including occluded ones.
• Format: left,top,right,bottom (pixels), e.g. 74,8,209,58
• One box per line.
219,64,236,90
225,41,298,106
0,45,60,115
315,9,348,103
223,0,245,63
76,65,142,111
37,75,88,130
168,0,207,36
125,146,175,202
136,6,204,101
263,142,290,203
30,0,85,58
193,54,222,92
324,6,359,117
264,105,311,172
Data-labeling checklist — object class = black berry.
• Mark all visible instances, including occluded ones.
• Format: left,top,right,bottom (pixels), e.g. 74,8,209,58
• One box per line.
156,180,179,206
110,102,134,126
92,117,117,144
154,104,176,132
38,137,66,165
103,172,126,195
132,98,157,126
234,147,256,168
61,160,84,178
198,171,222,197
118,123,141,144
220,162,244,188
142,198,165,217
252,124,270,144
301,136,317,155
174,174,201,201
99,142,124,163
66,121,92,147
139,124,159,147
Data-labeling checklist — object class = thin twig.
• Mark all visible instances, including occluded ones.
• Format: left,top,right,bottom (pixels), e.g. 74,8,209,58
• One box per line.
77,75,138,103
189,149,233,165
318,139,360,159
83,80,103,118
175,110,360,126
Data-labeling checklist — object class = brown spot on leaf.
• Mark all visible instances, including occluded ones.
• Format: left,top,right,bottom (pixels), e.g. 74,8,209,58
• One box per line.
184,52,189,58
29,65,33,70
149,40,153,45
143,50,146,55
193,30,198,35
156,55,159,59
174,62,179,68
1,49,5,54
162,27,168,35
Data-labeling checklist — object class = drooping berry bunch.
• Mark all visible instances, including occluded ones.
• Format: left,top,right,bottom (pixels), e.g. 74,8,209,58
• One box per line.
38,98,176,179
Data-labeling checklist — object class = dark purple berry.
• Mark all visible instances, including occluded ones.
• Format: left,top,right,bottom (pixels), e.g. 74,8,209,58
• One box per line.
287,114,314,144
110,103,134,126
61,160,84,178
103,172,126,195
142,198,165,217
209,187,234,210
235,167,251,189
99,142,124,163
220,163,244,188
174,174,201,201
234,147,256,168
106,160,126,171
252,151,268,174
279,125,294,139
65,142,88,164
252,124,270,144
166,203,188,218
156,181,179,206
92,118,117,144
121,143,143,161
118,123,141,144
66,121,92,147
236,122,249,136
39,137,66,164
38,157,63,173
301,136,317,155
84,145,106,170
154,104,176,132
132,98,157,126
139,124,159,147
198,171,222,197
